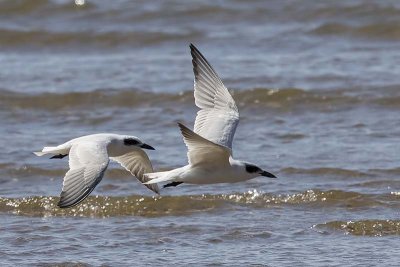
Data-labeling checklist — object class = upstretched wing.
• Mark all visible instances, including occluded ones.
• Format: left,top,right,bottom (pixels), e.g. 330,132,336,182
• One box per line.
178,122,230,166
111,149,160,194
58,142,109,208
190,43,240,149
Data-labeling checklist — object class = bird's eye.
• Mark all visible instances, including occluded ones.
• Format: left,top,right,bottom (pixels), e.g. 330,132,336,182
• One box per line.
124,138,140,146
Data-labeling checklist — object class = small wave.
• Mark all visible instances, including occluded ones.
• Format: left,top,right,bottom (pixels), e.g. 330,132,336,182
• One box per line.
367,167,400,177
350,180,400,189
0,195,227,218
232,88,355,109
315,220,400,236
2,87,400,112
39,263,91,267
311,22,400,40
3,165,64,179
0,88,187,111
275,133,306,141
1,165,156,180
0,190,396,217
0,0,237,18
0,28,202,50
306,3,400,20
0,0,94,16
224,189,398,209
373,96,400,108
0,87,357,111
281,167,369,178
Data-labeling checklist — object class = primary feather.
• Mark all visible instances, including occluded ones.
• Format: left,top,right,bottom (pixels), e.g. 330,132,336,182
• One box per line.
190,43,240,149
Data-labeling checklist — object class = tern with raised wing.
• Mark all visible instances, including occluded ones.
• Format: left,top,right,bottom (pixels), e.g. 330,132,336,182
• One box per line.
144,44,276,188
34,133,159,208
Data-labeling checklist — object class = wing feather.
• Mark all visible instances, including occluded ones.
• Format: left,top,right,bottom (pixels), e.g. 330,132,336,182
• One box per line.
178,122,230,166
58,142,109,208
111,150,160,194
190,44,240,149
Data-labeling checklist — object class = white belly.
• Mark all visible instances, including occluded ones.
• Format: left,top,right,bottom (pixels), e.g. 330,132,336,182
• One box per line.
180,165,247,184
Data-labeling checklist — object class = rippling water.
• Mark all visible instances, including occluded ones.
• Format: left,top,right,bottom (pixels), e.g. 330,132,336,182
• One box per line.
1,0,400,266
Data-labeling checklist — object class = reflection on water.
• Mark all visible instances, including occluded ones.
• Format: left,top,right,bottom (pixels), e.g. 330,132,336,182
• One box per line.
1,190,398,218
316,220,400,236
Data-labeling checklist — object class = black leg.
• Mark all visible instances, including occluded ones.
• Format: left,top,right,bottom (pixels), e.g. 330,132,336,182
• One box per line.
163,182,183,188
50,154,68,159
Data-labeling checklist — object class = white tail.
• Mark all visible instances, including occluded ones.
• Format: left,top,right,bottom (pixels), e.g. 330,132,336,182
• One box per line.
143,171,174,184
33,146,63,157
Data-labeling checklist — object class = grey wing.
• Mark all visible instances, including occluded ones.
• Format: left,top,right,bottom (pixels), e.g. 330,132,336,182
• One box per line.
58,142,109,208
190,44,240,149
111,149,160,194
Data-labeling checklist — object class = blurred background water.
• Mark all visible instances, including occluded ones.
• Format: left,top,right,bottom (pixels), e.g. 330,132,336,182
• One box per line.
0,0,400,266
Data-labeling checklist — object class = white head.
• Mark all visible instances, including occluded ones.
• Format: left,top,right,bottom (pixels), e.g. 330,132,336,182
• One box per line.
94,135,155,157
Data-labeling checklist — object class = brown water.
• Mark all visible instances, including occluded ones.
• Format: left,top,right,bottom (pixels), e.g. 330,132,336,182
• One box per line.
1,0,400,266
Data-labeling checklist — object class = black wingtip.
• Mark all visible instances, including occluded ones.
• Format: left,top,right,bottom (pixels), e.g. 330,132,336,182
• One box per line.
57,202,78,209
190,43,200,55
50,154,68,159
57,202,68,208
57,196,80,208
177,122,190,132
57,187,95,209
190,43,209,80
57,200,73,209
189,43,202,59
163,181,183,188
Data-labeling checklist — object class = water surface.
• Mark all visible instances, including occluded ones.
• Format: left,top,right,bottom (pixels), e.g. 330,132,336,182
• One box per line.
1,0,400,266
